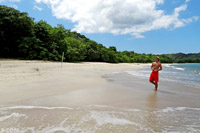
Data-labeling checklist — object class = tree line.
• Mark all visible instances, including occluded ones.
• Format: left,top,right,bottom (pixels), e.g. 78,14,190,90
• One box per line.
1,5,198,63
164,53,200,63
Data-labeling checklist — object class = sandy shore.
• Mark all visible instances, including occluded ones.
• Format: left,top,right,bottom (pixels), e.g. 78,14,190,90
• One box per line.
0,60,199,132
0,60,146,106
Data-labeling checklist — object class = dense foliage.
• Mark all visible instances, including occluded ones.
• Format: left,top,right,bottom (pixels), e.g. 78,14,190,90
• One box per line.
0,5,198,63
164,53,200,63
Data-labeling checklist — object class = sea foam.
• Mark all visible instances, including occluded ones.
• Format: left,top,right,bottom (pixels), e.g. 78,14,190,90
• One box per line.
87,111,136,126
0,113,26,121
160,107,200,113
0,106,73,111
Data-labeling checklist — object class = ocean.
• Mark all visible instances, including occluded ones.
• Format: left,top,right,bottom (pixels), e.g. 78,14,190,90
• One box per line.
126,63,200,87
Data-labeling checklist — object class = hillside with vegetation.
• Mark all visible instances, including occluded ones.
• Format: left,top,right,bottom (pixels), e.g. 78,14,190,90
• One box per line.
0,5,198,63
163,53,200,63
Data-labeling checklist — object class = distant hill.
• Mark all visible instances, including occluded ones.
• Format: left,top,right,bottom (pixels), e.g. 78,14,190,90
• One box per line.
163,53,200,63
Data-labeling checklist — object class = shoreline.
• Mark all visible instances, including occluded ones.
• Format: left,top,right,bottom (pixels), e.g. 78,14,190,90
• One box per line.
0,60,200,132
0,60,147,105
0,60,199,107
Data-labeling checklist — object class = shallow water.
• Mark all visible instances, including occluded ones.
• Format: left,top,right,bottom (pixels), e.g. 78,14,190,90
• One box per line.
0,104,200,132
126,63,200,86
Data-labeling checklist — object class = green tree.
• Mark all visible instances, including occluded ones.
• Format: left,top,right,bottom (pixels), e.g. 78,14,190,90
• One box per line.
0,5,34,57
64,37,86,61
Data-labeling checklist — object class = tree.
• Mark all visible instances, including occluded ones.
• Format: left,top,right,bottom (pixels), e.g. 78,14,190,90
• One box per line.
109,46,117,52
64,37,86,61
0,5,34,57
85,41,100,61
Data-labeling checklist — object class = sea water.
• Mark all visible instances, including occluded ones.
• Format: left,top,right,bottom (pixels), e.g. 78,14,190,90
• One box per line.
127,63,200,87
1,105,200,132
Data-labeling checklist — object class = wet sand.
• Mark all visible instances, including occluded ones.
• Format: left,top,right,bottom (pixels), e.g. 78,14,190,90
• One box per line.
0,60,199,132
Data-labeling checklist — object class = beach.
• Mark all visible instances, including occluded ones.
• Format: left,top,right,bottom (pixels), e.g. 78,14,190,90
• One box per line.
0,60,200,132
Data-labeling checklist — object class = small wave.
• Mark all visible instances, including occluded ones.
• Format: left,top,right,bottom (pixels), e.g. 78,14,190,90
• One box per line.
92,105,116,108
159,107,200,113
164,64,185,71
174,67,185,71
122,108,141,112
170,66,185,71
81,111,154,132
0,113,26,121
88,111,136,126
0,106,73,111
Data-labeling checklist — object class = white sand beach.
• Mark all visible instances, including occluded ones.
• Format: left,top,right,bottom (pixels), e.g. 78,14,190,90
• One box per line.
0,60,200,132
0,60,145,105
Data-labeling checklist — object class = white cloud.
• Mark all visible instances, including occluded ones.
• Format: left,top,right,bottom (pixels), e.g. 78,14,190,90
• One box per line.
35,0,198,38
33,5,43,11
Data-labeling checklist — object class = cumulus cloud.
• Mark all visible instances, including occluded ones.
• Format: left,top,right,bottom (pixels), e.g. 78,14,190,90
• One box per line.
35,0,198,38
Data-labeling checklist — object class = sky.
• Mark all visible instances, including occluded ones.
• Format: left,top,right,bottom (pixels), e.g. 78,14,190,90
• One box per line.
1,0,200,54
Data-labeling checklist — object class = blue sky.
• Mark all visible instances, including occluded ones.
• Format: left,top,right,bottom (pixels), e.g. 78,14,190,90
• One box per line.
1,0,199,54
